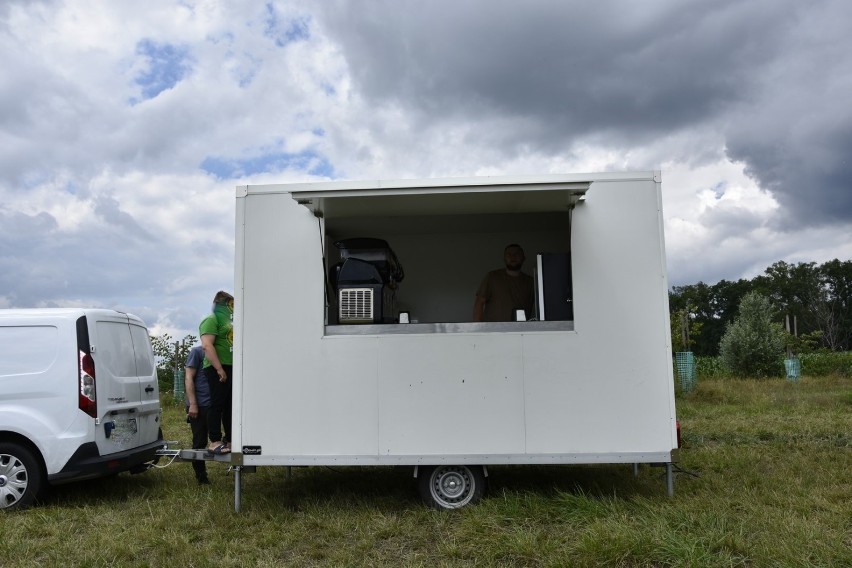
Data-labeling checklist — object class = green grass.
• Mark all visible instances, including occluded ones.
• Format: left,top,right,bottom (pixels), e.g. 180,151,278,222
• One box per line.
2,377,850,567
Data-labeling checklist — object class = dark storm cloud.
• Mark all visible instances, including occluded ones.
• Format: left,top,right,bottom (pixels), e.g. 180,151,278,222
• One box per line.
726,109,852,226
0,0,52,28
318,1,778,142
0,210,60,305
699,204,767,239
315,0,852,223
0,199,165,308
93,195,153,240
0,209,58,239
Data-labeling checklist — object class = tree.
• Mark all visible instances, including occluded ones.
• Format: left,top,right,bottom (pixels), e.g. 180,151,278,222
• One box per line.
817,259,852,351
670,258,852,355
150,333,198,392
670,304,703,352
669,279,753,356
719,292,786,378
756,260,820,343
753,259,852,351
670,282,717,355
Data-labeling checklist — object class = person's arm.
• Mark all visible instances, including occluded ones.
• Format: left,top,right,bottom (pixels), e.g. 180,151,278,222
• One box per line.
185,365,199,418
473,295,486,322
201,334,227,382
473,274,491,322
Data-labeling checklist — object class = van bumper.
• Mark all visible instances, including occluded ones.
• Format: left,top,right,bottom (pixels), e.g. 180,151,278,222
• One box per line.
48,439,167,484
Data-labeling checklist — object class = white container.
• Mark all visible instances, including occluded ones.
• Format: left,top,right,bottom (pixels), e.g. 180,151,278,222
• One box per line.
231,172,678,509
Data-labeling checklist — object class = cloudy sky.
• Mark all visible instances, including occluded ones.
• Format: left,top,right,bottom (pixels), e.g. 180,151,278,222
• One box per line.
2,0,850,338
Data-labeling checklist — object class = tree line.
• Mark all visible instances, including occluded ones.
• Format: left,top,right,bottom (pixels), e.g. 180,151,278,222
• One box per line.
150,333,197,394
669,259,852,356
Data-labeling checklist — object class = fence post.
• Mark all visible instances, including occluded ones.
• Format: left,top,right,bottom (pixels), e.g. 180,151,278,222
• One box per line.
784,314,801,382
173,340,186,401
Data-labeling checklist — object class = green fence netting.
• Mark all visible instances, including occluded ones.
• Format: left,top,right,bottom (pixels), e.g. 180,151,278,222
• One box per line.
173,367,185,401
784,357,801,382
675,351,696,392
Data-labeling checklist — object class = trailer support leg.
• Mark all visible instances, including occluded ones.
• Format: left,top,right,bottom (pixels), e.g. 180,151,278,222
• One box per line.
632,463,639,477
234,466,242,512
665,462,674,497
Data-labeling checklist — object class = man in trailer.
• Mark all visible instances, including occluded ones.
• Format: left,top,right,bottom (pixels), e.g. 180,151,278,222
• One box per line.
473,243,535,322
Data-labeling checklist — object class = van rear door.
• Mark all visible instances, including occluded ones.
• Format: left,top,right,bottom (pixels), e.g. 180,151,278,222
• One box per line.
126,317,161,444
86,311,160,455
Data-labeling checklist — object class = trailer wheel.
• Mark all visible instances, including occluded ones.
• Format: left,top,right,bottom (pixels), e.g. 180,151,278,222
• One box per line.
418,465,485,510
0,443,43,511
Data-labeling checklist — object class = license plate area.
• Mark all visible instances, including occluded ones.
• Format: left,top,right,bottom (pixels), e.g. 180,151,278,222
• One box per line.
105,416,138,442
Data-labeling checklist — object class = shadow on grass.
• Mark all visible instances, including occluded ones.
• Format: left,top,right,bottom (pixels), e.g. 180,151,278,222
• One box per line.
37,468,165,509
34,461,671,513
487,464,667,499
238,462,665,512
246,466,421,512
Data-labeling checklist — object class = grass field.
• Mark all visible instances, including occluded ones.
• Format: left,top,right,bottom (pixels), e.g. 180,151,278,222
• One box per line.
2,376,850,567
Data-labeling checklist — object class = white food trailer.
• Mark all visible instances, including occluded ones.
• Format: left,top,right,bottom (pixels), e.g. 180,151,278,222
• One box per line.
229,171,679,510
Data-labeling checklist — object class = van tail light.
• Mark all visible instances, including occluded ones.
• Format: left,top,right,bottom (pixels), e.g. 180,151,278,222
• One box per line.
676,420,682,448
79,349,97,418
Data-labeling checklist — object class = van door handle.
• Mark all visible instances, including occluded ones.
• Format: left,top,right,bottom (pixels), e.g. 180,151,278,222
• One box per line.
145,386,154,393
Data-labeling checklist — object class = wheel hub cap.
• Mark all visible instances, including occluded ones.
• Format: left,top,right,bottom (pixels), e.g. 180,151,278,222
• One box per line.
0,454,28,509
429,465,476,508
440,473,465,498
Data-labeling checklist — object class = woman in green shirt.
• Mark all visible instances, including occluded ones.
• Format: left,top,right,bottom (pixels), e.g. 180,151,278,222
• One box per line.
200,290,234,455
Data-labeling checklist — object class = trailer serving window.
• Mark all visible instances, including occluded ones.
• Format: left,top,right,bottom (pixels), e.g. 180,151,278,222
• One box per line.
290,178,588,336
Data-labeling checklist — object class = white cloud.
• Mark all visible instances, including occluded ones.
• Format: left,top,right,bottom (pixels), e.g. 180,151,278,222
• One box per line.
0,0,849,337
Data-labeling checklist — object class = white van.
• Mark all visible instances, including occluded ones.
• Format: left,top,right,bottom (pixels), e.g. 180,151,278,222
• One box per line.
0,309,164,510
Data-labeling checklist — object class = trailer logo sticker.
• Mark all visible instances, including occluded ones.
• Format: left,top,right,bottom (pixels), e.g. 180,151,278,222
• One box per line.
242,445,262,455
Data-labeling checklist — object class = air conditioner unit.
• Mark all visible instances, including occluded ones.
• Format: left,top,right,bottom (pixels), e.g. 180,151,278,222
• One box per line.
330,238,404,324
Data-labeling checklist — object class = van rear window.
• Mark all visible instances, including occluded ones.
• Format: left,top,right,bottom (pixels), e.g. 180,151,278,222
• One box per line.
0,326,59,376
95,321,155,377
96,321,138,377
129,324,154,376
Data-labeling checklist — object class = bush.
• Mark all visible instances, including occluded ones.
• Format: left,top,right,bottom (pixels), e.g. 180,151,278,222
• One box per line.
679,352,852,381
695,356,727,379
799,351,852,377
157,368,176,396
719,292,786,378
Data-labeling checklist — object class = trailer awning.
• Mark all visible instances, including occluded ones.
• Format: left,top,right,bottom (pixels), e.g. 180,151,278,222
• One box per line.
236,172,661,234
285,175,591,220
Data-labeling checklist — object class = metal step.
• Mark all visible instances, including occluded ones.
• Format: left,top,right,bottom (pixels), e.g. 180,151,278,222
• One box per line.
155,442,233,463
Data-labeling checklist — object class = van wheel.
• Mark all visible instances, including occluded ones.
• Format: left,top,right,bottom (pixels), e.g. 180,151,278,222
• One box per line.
418,465,486,510
0,443,43,511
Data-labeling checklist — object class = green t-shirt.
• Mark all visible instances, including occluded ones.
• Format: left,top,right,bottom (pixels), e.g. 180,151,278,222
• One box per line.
199,301,234,367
